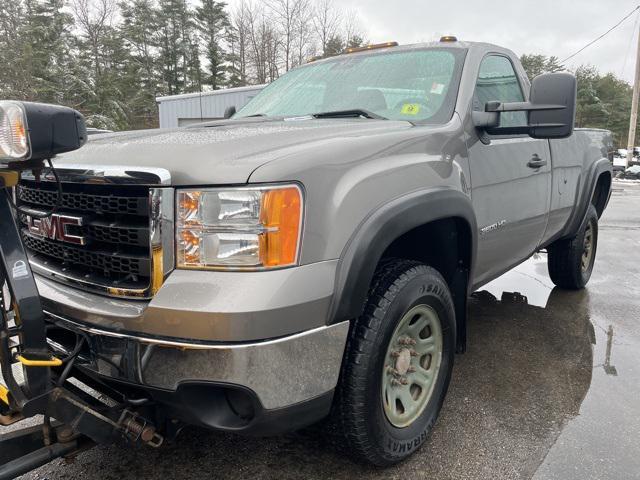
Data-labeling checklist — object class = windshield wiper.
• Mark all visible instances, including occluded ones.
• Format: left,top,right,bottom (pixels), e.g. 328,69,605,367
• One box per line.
312,109,387,120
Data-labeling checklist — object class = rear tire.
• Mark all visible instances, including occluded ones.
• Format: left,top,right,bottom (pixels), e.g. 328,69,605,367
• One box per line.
334,259,456,466
548,205,599,289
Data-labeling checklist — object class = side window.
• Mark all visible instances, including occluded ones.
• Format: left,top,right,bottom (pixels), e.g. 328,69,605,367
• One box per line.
474,55,527,129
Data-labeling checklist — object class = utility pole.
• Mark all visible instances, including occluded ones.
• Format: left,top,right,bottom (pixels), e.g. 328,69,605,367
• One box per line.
627,17,640,165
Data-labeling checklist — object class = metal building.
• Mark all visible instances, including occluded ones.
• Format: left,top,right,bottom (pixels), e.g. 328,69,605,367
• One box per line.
156,84,265,128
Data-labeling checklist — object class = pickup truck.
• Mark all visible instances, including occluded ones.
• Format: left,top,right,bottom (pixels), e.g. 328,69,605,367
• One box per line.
16,38,612,466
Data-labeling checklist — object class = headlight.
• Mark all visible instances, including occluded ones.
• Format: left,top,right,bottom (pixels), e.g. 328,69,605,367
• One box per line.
0,101,30,161
176,184,303,270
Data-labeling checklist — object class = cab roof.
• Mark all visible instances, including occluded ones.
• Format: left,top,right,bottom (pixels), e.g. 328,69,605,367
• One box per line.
308,40,515,65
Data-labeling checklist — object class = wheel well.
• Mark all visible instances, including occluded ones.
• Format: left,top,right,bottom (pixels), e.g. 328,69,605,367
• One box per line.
591,172,611,218
380,217,472,353
381,217,471,285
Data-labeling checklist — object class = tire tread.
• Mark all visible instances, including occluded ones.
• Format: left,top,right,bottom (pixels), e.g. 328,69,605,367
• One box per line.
548,204,598,289
334,258,452,465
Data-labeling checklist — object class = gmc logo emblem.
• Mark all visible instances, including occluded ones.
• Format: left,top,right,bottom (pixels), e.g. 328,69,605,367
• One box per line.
26,214,86,245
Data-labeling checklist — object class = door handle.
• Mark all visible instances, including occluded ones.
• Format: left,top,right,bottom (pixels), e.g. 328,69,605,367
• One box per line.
527,154,547,169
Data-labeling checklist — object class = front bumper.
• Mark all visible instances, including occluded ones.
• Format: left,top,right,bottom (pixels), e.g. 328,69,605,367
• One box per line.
36,259,349,430
48,316,349,411
47,317,348,434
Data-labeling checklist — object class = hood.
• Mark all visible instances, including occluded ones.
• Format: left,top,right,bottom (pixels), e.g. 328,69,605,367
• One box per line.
55,118,413,185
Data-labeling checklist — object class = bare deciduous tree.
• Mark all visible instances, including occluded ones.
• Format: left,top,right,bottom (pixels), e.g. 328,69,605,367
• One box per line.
72,0,116,78
267,0,311,71
312,0,339,56
228,0,250,85
292,0,315,67
343,8,365,48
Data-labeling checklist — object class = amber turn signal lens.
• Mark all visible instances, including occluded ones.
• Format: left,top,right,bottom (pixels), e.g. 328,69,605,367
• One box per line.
260,186,302,267
179,229,201,264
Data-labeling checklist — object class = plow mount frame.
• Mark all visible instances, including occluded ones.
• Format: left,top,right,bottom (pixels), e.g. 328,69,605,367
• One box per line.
0,174,162,479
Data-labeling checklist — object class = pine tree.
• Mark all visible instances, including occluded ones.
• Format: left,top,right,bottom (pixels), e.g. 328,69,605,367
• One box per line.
157,0,187,94
119,0,161,127
0,0,28,98
195,0,230,90
20,0,75,102
520,54,565,80
323,34,343,56
575,65,608,128
346,34,364,49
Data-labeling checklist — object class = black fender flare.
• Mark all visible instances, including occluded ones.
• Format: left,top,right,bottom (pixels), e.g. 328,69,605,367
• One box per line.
328,187,477,330
562,158,612,238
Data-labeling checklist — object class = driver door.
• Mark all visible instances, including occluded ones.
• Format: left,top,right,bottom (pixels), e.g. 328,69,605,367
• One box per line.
467,54,551,286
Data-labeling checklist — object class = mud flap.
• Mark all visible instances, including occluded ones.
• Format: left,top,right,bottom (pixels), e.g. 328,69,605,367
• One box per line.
451,265,469,354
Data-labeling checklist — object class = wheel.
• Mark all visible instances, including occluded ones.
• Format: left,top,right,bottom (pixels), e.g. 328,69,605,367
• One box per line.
335,259,456,466
548,204,599,289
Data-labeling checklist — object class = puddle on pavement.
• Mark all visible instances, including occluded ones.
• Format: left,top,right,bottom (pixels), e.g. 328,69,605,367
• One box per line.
410,255,597,479
481,252,555,308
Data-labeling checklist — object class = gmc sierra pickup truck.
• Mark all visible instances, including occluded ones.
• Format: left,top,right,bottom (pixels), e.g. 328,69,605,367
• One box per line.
16,38,612,465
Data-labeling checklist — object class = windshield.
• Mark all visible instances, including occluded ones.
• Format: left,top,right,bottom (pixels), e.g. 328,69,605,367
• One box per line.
236,47,466,123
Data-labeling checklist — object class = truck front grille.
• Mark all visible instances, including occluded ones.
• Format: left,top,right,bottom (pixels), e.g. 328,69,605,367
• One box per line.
18,184,147,216
22,235,148,276
17,180,155,296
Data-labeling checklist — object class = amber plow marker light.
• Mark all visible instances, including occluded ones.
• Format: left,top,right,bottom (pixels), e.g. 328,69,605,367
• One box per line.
0,101,30,162
344,41,398,54
176,185,303,270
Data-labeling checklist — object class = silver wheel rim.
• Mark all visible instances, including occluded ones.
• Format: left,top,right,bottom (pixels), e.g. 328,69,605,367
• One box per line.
582,223,594,273
381,304,443,428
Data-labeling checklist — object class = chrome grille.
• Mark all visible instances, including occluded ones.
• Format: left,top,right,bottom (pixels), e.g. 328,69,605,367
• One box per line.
17,177,165,297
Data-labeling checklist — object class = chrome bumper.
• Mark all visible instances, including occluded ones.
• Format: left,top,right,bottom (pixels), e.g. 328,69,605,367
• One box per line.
49,318,350,410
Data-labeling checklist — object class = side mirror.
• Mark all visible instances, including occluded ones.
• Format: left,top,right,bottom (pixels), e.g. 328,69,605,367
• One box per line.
0,101,87,164
224,105,236,119
474,72,577,140
528,73,577,139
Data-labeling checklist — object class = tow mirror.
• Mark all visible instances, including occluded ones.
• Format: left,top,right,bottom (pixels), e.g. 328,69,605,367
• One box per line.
527,73,577,139
475,72,577,140
0,101,87,164
224,105,236,119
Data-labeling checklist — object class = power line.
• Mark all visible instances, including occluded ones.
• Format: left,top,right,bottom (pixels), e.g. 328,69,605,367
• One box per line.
620,10,640,78
560,5,640,64
605,10,640,132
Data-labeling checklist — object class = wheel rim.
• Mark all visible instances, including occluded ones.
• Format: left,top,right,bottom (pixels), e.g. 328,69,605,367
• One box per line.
581,222,594,273
381,304,443,428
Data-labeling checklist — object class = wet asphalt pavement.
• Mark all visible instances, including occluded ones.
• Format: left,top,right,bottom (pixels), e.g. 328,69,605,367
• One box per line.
10,181,640,480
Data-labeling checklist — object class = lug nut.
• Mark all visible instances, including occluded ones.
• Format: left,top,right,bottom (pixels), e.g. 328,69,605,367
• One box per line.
407,366,416,373
409,349,418,357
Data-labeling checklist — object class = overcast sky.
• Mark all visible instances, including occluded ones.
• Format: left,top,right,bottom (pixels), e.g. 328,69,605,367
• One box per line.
226,0,639,83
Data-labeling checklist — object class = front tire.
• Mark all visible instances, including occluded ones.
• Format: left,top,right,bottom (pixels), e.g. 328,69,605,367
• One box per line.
335,259,456,466
548,205,599,289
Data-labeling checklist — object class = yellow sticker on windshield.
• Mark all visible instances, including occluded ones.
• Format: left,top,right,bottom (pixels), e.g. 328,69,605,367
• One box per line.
401,103,421,115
